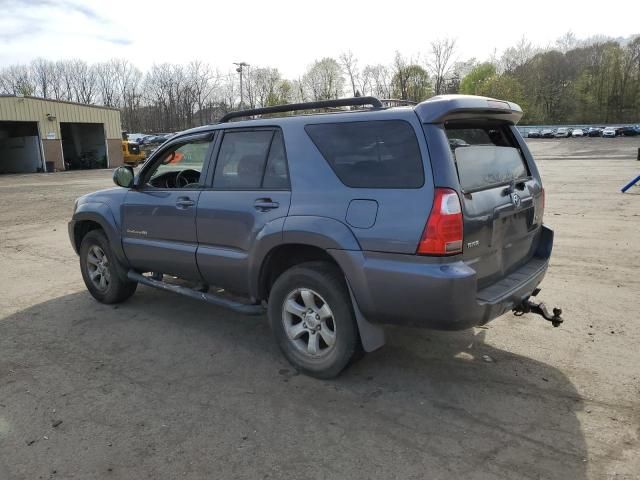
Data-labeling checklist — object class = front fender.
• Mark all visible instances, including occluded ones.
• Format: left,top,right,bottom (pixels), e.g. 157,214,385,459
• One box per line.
69,202,128,265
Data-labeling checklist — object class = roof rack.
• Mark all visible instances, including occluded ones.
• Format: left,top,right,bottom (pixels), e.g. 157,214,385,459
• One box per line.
380,98,418,106
219,96,384,123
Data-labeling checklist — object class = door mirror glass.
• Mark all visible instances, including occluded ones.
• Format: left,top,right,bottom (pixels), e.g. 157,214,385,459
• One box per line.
113,166,134,188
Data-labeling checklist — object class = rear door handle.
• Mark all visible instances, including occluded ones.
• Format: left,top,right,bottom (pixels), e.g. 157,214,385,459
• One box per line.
176,197,195,209
254,198,279,211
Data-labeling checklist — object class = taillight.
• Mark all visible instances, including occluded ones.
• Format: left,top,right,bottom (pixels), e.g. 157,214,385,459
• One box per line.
541,187,545,210
417,188,463,256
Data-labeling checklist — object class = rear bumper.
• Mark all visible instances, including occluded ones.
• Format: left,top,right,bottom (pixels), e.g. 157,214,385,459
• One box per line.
331,225,553,331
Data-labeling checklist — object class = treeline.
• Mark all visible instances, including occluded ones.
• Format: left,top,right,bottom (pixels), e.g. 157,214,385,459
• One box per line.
461,35,640,124
0,34,638,131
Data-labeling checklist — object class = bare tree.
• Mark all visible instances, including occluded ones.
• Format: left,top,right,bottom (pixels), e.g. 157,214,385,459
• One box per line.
0,64,35,95
95,61,119,107
246,67,282,107
339,50,360,96
362,64,392,98
428,38,457,95
556,31,577,53
187,60,219,125
30,58,55,98
501,36,537,73
67,59,97,104
302,58,345,101
221,72,238,111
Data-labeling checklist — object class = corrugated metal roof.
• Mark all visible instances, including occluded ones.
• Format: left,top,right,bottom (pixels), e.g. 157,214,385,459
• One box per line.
0,96,121,139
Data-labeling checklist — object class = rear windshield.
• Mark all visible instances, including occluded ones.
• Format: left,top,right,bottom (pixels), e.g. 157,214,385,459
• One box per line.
305,120,424,188
445,123,528,192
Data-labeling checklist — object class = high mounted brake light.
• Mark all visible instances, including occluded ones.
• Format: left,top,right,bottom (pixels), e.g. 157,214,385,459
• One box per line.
486,99,511,110
417,188,463,256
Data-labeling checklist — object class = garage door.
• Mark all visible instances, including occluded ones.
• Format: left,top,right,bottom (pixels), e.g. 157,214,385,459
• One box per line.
0,121,43,174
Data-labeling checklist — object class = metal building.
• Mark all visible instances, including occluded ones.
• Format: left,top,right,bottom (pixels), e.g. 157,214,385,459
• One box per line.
0,95,124,174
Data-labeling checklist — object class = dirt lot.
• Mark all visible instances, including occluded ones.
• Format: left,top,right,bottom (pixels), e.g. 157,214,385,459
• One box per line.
1,137,639,479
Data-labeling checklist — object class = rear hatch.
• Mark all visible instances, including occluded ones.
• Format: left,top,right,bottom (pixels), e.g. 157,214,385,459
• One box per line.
445,121,544,288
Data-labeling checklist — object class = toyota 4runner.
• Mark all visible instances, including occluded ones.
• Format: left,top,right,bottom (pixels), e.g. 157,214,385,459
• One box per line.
69,95,562,378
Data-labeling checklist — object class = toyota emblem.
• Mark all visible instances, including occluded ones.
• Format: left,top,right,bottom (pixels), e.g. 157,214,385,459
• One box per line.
511,193,522,208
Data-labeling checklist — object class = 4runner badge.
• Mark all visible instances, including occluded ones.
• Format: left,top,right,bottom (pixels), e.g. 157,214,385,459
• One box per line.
126,228,148,236
511,193,522,208
467,240,480,248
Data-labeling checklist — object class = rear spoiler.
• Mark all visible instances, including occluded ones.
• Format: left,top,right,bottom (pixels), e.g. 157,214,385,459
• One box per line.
415,94,523,124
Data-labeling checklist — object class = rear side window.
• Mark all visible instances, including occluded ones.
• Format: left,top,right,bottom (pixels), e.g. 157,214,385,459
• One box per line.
213,129,289,189
263,131,290,189
445,124,528,192
305,120,424,188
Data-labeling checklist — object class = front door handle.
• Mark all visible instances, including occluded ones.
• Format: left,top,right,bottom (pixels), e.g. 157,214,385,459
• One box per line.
176,197,195,209
254,198,279,211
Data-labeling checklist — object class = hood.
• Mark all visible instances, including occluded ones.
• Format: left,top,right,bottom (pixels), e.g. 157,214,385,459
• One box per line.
75,187,128,210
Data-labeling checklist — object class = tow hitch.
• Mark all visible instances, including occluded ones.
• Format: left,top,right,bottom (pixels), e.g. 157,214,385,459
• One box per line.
513,288,563,327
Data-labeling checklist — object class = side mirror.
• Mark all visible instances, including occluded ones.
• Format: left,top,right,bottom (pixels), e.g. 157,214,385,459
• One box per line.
113,166,134,188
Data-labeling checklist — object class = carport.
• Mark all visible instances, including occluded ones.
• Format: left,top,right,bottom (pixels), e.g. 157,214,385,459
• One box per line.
0,121,44,174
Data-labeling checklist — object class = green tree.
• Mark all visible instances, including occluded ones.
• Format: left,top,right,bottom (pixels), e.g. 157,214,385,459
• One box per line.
476,75,527,111
459,63,495,95
391,64,432,102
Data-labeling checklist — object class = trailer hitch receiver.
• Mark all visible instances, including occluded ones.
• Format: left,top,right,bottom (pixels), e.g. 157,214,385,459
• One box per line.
513,288,563,327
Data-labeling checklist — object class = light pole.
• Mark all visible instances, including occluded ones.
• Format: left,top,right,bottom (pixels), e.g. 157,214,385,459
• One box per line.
233,62,249,108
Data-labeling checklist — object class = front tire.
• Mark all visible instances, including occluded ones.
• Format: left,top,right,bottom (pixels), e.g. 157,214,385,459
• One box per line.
268,261,360,378
79,229,137,304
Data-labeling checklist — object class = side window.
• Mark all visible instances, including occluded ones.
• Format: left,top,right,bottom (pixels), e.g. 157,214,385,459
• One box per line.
263,131,290,189
305,120,424,188
213,129,290,190
146,139,210,188
213,130,272,189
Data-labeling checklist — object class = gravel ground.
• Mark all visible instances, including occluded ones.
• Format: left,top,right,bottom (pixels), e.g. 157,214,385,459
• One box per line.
0,137,639,479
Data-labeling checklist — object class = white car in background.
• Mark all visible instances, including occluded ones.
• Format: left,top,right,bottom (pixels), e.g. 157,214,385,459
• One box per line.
555,127,571,138
602,127,617,138
571,128,584,137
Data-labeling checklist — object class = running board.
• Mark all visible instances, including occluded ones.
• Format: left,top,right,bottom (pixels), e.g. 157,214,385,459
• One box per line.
127,271,265,315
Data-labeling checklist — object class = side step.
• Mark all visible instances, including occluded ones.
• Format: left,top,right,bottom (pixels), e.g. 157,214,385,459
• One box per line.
127,271,265,315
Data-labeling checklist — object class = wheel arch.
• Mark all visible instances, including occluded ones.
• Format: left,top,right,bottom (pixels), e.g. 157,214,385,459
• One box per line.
71,203,128,265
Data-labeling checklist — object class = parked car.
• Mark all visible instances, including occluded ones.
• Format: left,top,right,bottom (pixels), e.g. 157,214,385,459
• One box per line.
541,129,555,138
602,127,617,137
555,127,571,138
619,126,640,136
69,95,560,378
571,128,584,137
126,133,146,144
586,127,602,137
527,129,541,138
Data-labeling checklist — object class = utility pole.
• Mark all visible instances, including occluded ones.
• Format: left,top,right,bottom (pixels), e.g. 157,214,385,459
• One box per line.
233,62,249,108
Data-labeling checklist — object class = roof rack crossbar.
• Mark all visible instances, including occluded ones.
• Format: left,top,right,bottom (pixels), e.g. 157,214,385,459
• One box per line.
219,96,384,123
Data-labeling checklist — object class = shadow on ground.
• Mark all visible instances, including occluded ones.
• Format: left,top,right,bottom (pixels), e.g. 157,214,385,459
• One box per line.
0,288,587,479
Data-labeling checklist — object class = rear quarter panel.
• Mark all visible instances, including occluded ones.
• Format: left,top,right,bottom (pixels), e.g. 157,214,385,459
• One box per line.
282,111,435,254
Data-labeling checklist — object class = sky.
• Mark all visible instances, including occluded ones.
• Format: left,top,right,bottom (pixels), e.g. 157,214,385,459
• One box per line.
1,0,638,77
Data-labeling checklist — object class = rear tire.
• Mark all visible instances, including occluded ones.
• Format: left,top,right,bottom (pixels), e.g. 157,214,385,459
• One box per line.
268,261,360,379
79,229,137,304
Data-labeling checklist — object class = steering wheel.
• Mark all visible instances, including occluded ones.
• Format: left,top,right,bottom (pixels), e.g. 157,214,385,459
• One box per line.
175,169,200,188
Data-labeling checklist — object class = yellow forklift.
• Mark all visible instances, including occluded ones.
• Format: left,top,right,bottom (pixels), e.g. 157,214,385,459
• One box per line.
121,131,146,166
